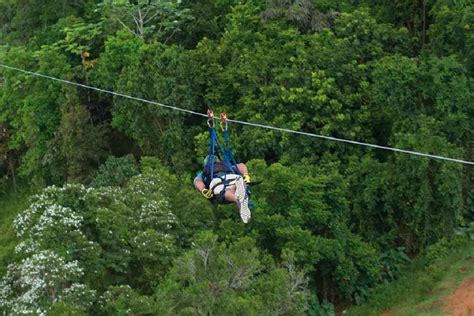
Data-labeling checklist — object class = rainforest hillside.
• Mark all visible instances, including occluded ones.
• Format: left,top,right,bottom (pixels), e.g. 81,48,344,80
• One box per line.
0,0,473,314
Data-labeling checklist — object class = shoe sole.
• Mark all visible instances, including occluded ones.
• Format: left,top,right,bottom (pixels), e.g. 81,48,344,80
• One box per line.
235,177,251,223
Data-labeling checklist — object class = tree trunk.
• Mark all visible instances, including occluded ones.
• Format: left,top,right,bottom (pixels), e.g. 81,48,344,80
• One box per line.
8,156,16,192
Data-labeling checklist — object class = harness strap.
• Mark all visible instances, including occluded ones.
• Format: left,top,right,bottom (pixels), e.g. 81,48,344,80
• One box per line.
223,125,241,176
208,175,238,192
206,110,244,202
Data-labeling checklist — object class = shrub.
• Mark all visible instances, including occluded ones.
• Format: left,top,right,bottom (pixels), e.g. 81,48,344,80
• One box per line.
91,155,139,187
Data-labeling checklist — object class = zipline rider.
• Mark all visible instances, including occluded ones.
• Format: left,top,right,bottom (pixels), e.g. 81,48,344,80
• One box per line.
194,156,251,223
193,111,252,224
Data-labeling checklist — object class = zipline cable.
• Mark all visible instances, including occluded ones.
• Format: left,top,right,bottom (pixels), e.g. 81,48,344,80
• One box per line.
0,63,473,166
227,118,474,165
0,63,207,118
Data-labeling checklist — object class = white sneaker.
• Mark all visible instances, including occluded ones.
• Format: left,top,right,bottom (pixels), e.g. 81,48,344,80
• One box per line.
235,176,251,223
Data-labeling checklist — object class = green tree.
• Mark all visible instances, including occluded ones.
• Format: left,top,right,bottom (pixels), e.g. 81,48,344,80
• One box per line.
49,89,108,183
93,36,203,173
247,159,382,303
429,0,474,71
0,47,69,184
91,154,139,187
98,0,192,43
0,0,97,45
155,231,309,315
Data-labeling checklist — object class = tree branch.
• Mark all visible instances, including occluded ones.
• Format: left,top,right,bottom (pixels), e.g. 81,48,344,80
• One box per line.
116,18,138,37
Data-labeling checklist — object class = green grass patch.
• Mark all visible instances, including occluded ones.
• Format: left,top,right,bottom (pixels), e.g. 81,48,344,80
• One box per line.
0,189,31,275
347,239,474,316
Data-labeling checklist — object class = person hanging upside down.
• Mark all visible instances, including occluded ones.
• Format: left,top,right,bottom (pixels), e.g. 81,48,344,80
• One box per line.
194,155,252,223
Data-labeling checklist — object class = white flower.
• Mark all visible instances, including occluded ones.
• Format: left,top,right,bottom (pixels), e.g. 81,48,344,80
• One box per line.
0,250,87,314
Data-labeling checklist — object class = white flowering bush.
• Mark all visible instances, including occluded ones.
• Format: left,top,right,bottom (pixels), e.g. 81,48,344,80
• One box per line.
129,229,177,289
0,250,94,315
138,199,176,230
11,184,103,287
126,173,166,197
13,185,68,238
1,161,201,313
98,285,155,315
58,283,96,311
15,204,84,256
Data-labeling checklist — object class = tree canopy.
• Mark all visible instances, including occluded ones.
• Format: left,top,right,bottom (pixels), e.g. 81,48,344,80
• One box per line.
0,0,472,313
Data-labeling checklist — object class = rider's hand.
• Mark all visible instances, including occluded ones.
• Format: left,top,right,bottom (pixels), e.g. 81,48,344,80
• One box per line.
201,188,213,199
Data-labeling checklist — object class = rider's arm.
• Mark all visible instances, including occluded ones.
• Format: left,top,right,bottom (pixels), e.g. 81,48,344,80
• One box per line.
194,173,213,199
194,173,206,191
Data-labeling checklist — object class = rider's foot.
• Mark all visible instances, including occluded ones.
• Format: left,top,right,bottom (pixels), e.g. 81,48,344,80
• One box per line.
235,177,251,223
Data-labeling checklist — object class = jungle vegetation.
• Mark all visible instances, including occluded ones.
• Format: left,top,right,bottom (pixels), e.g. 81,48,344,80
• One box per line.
0,0,473,314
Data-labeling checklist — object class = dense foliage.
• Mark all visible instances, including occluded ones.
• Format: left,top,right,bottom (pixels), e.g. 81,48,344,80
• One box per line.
0,0,472,313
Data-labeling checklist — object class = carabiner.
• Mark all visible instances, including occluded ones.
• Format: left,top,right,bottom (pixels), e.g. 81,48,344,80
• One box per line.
207,109,215,127
220,112,228,131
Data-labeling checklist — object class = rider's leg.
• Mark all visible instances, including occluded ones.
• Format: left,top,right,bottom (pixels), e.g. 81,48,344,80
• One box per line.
223,179,251,223
236,163,251,183
224,185,237,203
236,163,248,174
